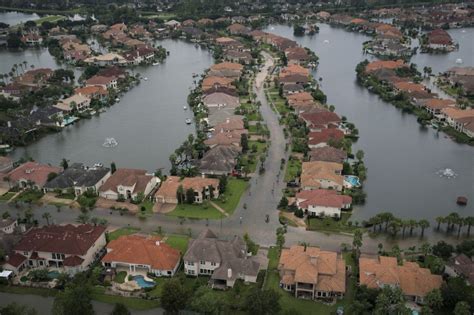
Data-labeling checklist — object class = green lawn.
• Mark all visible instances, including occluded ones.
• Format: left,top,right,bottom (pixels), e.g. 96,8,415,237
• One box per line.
0,285,58,297
248,140,267,154
284,158,301,182
0,192,15,201
307,213,361,234
91,286,160,310
267,246,280,270
166,202,224,220
114,271,127,284
15,190,44,203
164,234,189,253
106,227,140,242
34,15,66,25
214,178,249,215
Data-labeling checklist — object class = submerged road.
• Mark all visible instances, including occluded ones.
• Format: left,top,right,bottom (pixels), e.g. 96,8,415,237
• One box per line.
1,52,465,254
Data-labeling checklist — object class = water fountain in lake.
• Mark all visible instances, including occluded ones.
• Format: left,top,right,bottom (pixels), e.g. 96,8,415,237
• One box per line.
436,168,457,179
102,138,118,148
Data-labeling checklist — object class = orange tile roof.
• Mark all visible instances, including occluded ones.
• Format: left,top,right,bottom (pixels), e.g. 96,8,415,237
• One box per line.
365,59,407,72
102,235,180,270
394,81,426,93
280,64,310,78
296,189,352,209
202,76,234,90
351,18,368,24
423,98,456,110
75,85,108,97
359,256,443,298
279,245,346,293
301,161,343,188
210,62,244,71
441,108,474,120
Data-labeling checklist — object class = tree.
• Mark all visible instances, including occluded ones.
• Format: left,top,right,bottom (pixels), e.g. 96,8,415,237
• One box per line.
293,24,305,37
435,216,444,230
60,158,69,169
76,212,90,224
176,185,185,204
243,233,258,255
352,229,363,259
419,242,432,258
374,286,408,315
464,217,474,237
240,133,249,153
244,288,281,315
418,219,430,237
0,302,38,315
432,241,454,260
454,301,471,315
355,149,364,162
190,286,224,315
278,196,288,209
408,219,418,236
425,289,443,310
185,188,195,204
218,175,227,194
161,278,189,314
110,303,130,315
52,280,94,315
110,162,117,174
42,212,52,225
441,277,472,310
276,227,286,251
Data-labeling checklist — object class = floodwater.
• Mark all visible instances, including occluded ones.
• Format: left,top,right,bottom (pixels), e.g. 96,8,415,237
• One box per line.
266,24,474,223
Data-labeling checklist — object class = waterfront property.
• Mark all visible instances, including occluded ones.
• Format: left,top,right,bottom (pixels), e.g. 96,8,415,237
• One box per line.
300,161,344,191
198,145,241,176
359,256,442,304
53,93,91,113
6,162,62,189
98,168,160,201
183,229,260,289
0,218,18,234
2,224,106,275
102,235,180,277
295,190,352,218
43,163,111,196
154,176,219,204
278,245,346,301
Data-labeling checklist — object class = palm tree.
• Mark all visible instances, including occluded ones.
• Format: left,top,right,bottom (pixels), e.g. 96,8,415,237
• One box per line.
464,217,474,237
408,219,418,236
435,216,444,231
418,219,430,237
42,212,52,225
419,243,432,258
401,220,409,238
447,212,460,231
352,229,363,259
457,218,465,239
90,217,99,226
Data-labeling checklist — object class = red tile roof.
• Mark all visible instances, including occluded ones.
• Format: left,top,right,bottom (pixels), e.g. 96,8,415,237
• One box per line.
7,162,62,187
308,129,344,146
297,189,352,209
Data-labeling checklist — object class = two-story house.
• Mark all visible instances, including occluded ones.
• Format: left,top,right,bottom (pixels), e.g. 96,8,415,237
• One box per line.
98,168,160,201
154,176,219,204
3,224,106,275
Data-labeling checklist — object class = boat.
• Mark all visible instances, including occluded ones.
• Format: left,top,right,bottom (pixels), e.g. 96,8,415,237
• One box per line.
185,118,192,124
183,106,188,110
457,196,468,205
115,98,120,102
456,58,463,64
102,138,118,148
144,77,148,81
152,62,159,66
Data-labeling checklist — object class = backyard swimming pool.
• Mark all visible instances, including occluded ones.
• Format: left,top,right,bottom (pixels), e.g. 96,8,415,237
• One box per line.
133,275,155,288
344,175,361,188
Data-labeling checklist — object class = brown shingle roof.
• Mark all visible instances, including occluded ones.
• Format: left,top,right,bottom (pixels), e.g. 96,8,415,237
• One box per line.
14,224,106,256
99,168,154,194
7,162,62,187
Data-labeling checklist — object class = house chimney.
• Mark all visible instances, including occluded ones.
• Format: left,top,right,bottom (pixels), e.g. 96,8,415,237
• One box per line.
227,268,232,279
155,240,160,246
310,255,318,265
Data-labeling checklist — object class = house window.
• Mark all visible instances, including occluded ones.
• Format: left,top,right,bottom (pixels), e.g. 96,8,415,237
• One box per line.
210,262,216,266
187,261,194,266
200,260,205,265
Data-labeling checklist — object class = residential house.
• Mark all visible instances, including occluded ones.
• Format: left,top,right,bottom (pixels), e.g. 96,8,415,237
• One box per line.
359,256,443,304
426,28,455,51
184,229,260,289
199,145,241,176
365,59,407,73
30,106,63,127
420,98,456,116
75,86,108,102
202,76,235,92
208,62,244,79
445,254,474,286
300,111,341,131
84,53,126,67
224,50,252,65
295,190,352,218
227,23,250,35
6,162,62,189
393,81,426,94
203,92,240,109
0,218,17,234
280,64,310,78
441,108,474,133
154,176,219,204
212,117,245,133
285,47,310,65
308,129,345,149
14,68,53,88
301,161,344,191
279,245,346,300
204,131,244,148
53,94,91,113
279,74,309,86
123,46,155,65
85,75,118,90
3,224,106,275
164,20,181,29
99,168,160,201
21,33,42,45
43,163,111,196
455,116,474,138
102,235,180,276
282,83,305,95
309,147,347,163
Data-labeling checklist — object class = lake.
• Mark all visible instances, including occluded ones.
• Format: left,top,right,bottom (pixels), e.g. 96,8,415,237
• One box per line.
266,24,474,223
